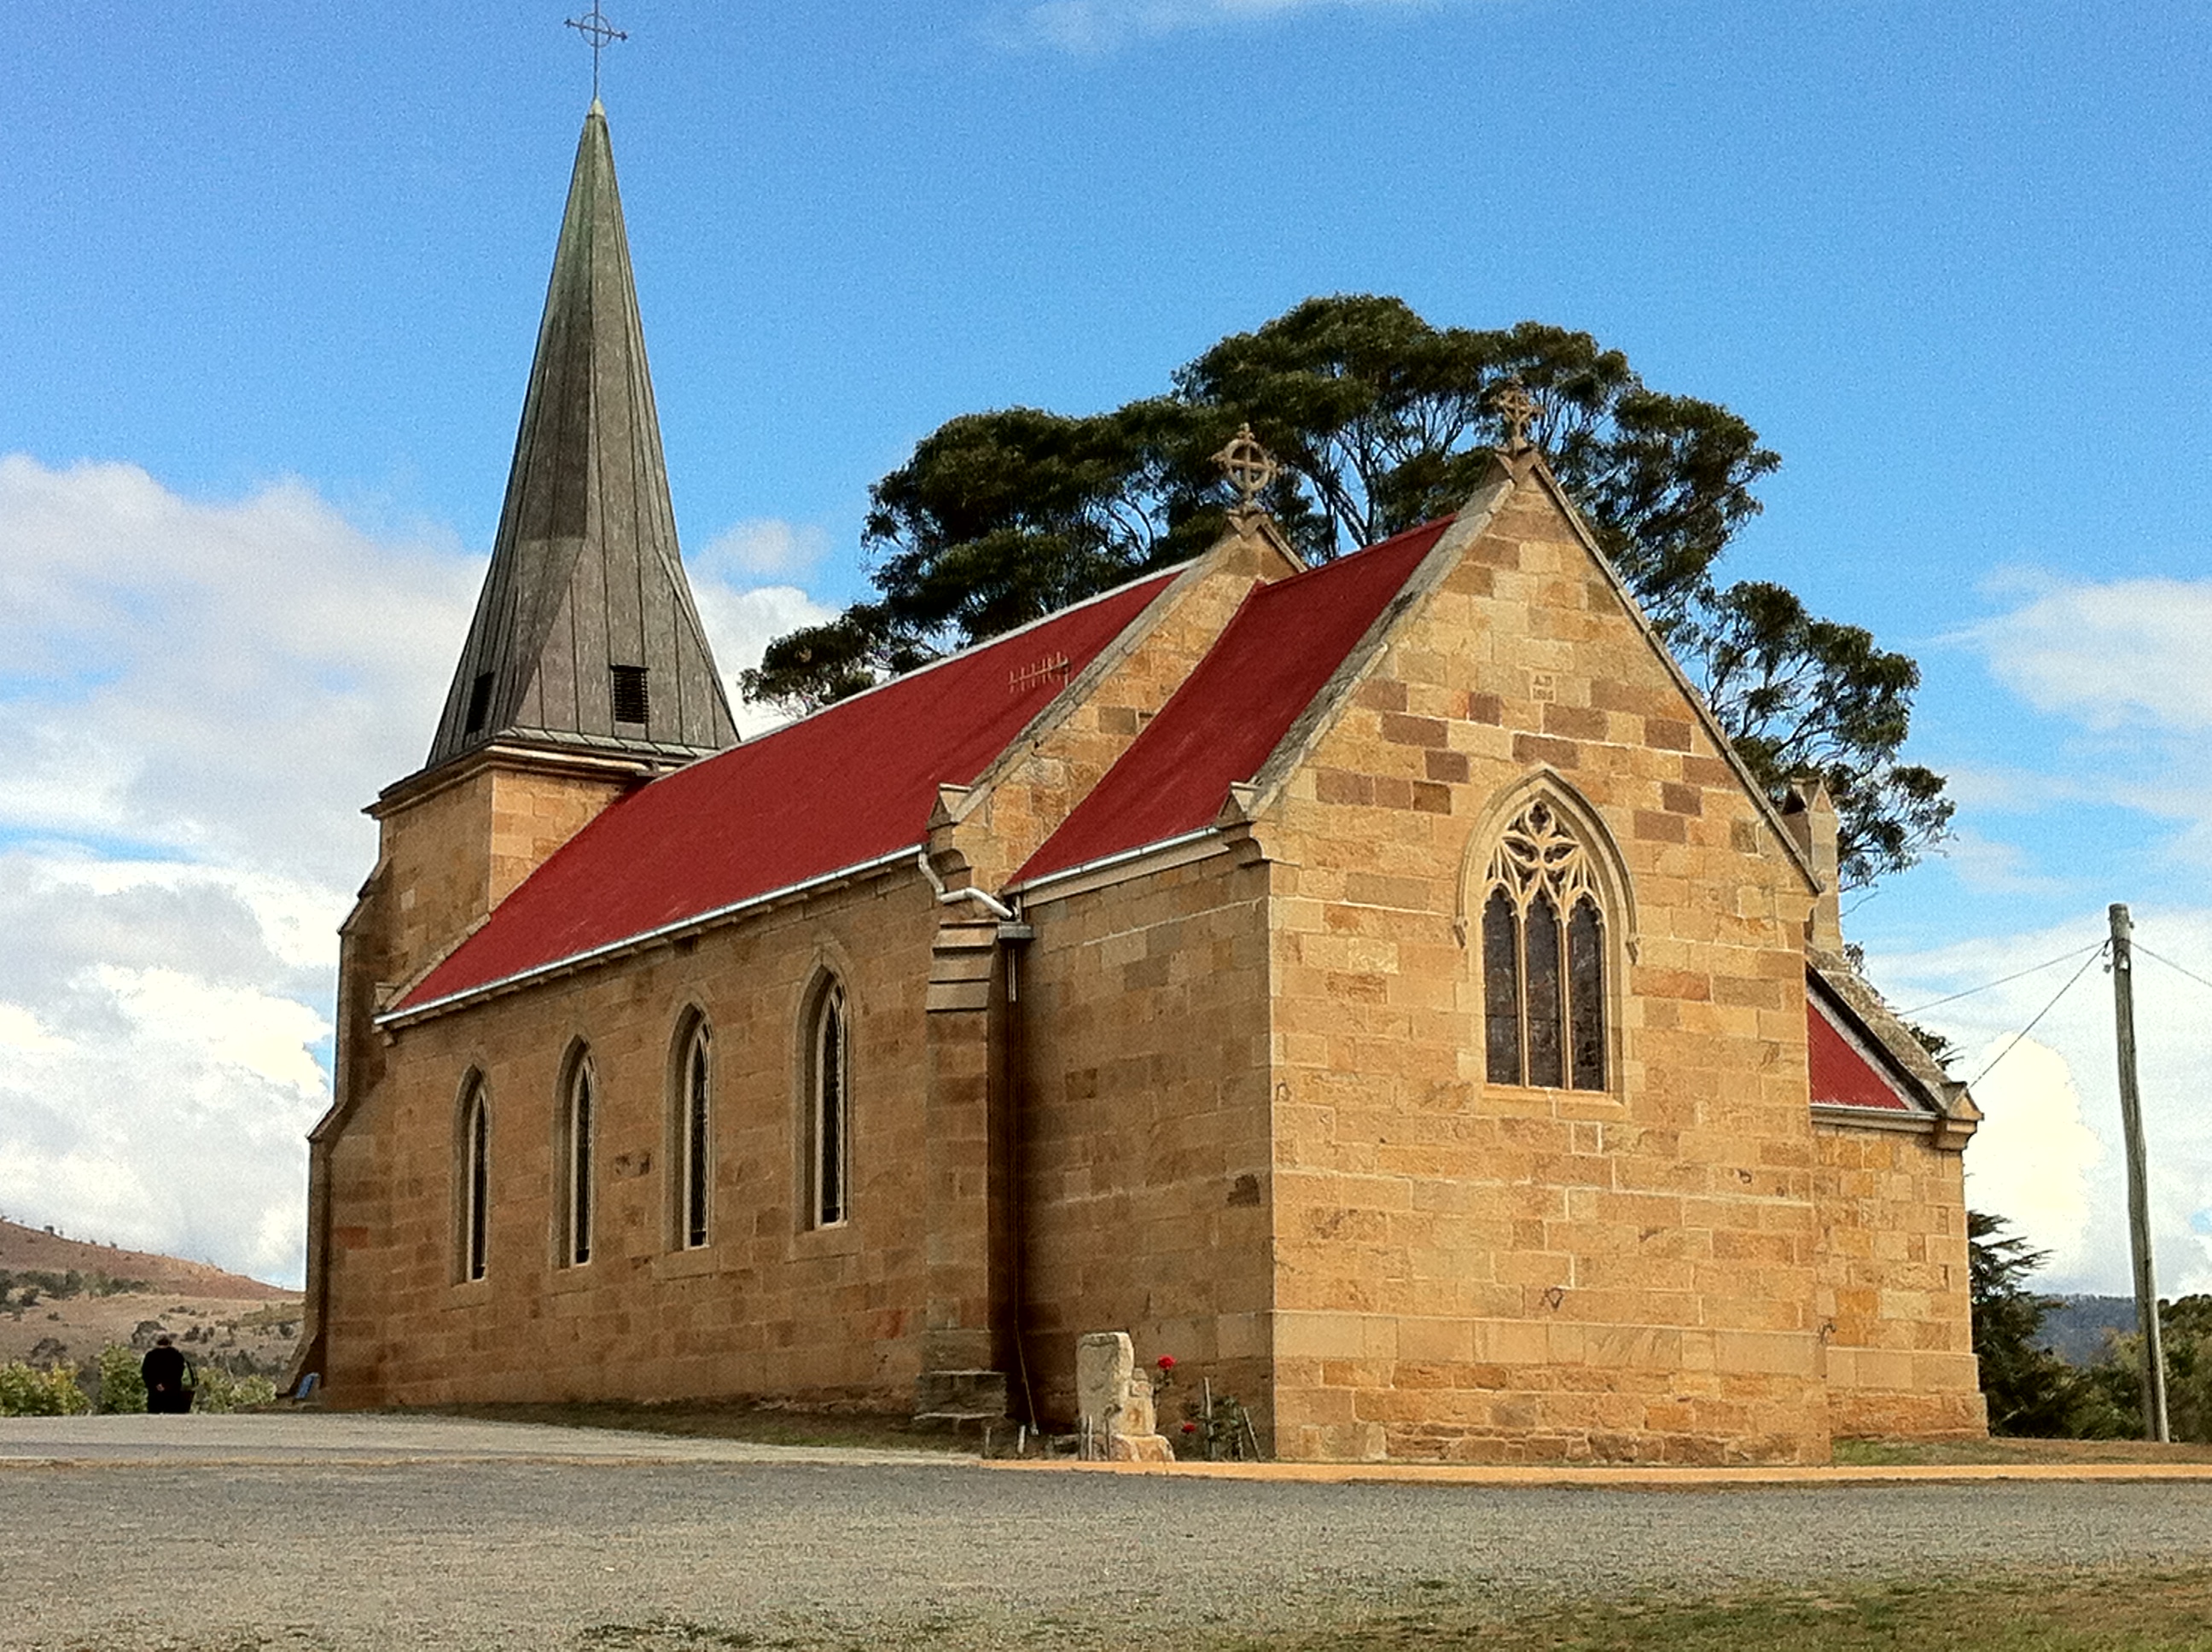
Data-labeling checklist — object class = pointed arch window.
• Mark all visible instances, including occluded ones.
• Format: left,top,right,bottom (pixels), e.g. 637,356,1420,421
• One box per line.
560,1051,597,1266
676,1018,713,1250
1481,801,1610,1091
456,1077,490,1283
807,980,851,1229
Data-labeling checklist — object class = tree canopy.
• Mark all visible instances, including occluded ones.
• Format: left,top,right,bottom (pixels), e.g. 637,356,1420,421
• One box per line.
744,294,1951,885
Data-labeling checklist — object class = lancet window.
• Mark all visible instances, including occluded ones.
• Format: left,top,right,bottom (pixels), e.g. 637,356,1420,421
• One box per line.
561,1052,597,1266
457,1077,490,1283
1480,800,1609,1091
677,1019,712,1250
808,980,851,1229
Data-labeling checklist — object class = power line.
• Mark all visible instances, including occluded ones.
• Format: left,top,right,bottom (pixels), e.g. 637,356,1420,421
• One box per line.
1966,942,2110,1090
2133,942,2212,999
1898,943,2105,1017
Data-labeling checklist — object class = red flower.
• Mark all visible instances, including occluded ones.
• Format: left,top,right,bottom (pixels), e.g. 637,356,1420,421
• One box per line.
1181,1422,1198,1434
1156,1355,1177,1370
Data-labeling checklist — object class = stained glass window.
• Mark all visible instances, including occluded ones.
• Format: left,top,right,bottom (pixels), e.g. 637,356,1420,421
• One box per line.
1480,800,1612,1092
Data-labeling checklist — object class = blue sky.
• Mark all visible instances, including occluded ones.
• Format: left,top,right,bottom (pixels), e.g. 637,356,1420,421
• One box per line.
3,0,2209,1294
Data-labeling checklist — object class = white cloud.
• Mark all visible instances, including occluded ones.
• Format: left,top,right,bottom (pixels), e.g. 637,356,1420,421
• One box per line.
0,1004,73,1056
989,0,1457,52
696,517,831,581
1869,911,2212,1297
93,967,331,1100
0,853,339,1283
690,579,839,738
1936,828,2069,896
0,457,837,1285
0,455,480,887
1960,1038,2104,1277
1971,575,2212,736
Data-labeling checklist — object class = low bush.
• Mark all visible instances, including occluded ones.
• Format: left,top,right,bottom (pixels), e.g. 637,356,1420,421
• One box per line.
193,1365,278,1412
0,1360,90,1416
95,1342,147,1414
87,1342,275,1413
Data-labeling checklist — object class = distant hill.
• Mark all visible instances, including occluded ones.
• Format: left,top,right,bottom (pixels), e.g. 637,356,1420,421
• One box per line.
2038,1294,2139,1365
0,1216,290,1301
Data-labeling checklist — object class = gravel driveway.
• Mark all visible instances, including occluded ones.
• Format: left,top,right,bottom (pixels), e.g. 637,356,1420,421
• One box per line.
6,1416,2211,1649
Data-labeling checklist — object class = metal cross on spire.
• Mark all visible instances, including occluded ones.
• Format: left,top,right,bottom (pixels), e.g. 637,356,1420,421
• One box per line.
1492,381,1540,453
1213,423,1281,514
565,3,628,101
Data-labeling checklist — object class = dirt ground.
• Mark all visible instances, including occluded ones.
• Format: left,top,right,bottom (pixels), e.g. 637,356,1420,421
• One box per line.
5,1416,2212,1651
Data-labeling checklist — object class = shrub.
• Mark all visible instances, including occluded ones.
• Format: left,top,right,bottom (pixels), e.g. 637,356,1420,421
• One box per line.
95,1343,147,1414
87,1342,276,1413
0,1360,91,1416
192,1365,277,1413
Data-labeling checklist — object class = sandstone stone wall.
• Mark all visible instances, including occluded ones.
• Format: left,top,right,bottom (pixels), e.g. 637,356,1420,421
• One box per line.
374,761,635,995
1017,852,1277,1434
322,872,940,1408
1813,1122,1987,1439
952,524,1299,891
1254,467,1833,1463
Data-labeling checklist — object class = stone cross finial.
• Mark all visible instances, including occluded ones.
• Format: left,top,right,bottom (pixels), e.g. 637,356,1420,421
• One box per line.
566,3,628,99
1493,381,1540,453
1213,424,1281,512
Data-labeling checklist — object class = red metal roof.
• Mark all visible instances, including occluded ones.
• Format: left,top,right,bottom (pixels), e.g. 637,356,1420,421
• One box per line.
1013,518,1453,887
1807,991,1917,1111
398,571,1180,1010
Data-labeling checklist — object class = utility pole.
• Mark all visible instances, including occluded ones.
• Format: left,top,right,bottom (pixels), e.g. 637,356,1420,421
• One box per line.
2108,903,2171,1444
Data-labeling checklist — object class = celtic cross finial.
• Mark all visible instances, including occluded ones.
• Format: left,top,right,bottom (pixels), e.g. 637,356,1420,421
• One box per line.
1213,423,1280,514
1493,381,1540,453
566,3,628,100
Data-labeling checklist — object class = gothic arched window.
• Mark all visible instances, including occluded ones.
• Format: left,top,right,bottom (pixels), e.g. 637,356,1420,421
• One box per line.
807,980,851,1229
675,1017,713,1250
456,1076,490,1283
559,1050,596,1266
1481,800,1610,1091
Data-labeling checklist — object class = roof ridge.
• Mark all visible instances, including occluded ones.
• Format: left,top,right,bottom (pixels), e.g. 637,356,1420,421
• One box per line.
389,570,1183,1017
732,559,1196,747
1011,516,1458,888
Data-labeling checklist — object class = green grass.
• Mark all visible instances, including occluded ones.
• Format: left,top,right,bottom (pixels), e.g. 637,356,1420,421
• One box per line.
568,1570,2212,1649
1272,1570,2212,1649
1835,1434,2212,1467
44,1568,2212,1649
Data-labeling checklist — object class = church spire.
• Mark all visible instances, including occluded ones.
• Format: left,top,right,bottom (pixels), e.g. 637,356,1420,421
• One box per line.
422,102,737,775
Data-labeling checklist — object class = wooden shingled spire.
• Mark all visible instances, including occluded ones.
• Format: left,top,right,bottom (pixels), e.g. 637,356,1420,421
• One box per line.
422,102,737,775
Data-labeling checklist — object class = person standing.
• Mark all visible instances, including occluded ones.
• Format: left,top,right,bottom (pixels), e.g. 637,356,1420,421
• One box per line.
141,1335,193,1414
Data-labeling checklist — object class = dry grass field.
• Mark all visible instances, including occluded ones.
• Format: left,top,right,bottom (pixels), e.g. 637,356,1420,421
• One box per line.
0,1216,300,1389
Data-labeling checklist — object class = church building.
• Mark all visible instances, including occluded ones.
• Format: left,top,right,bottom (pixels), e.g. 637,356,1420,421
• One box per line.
294,102,1988,1463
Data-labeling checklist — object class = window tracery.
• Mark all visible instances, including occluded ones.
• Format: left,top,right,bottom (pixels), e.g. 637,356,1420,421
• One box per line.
1481,800,1609,1091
